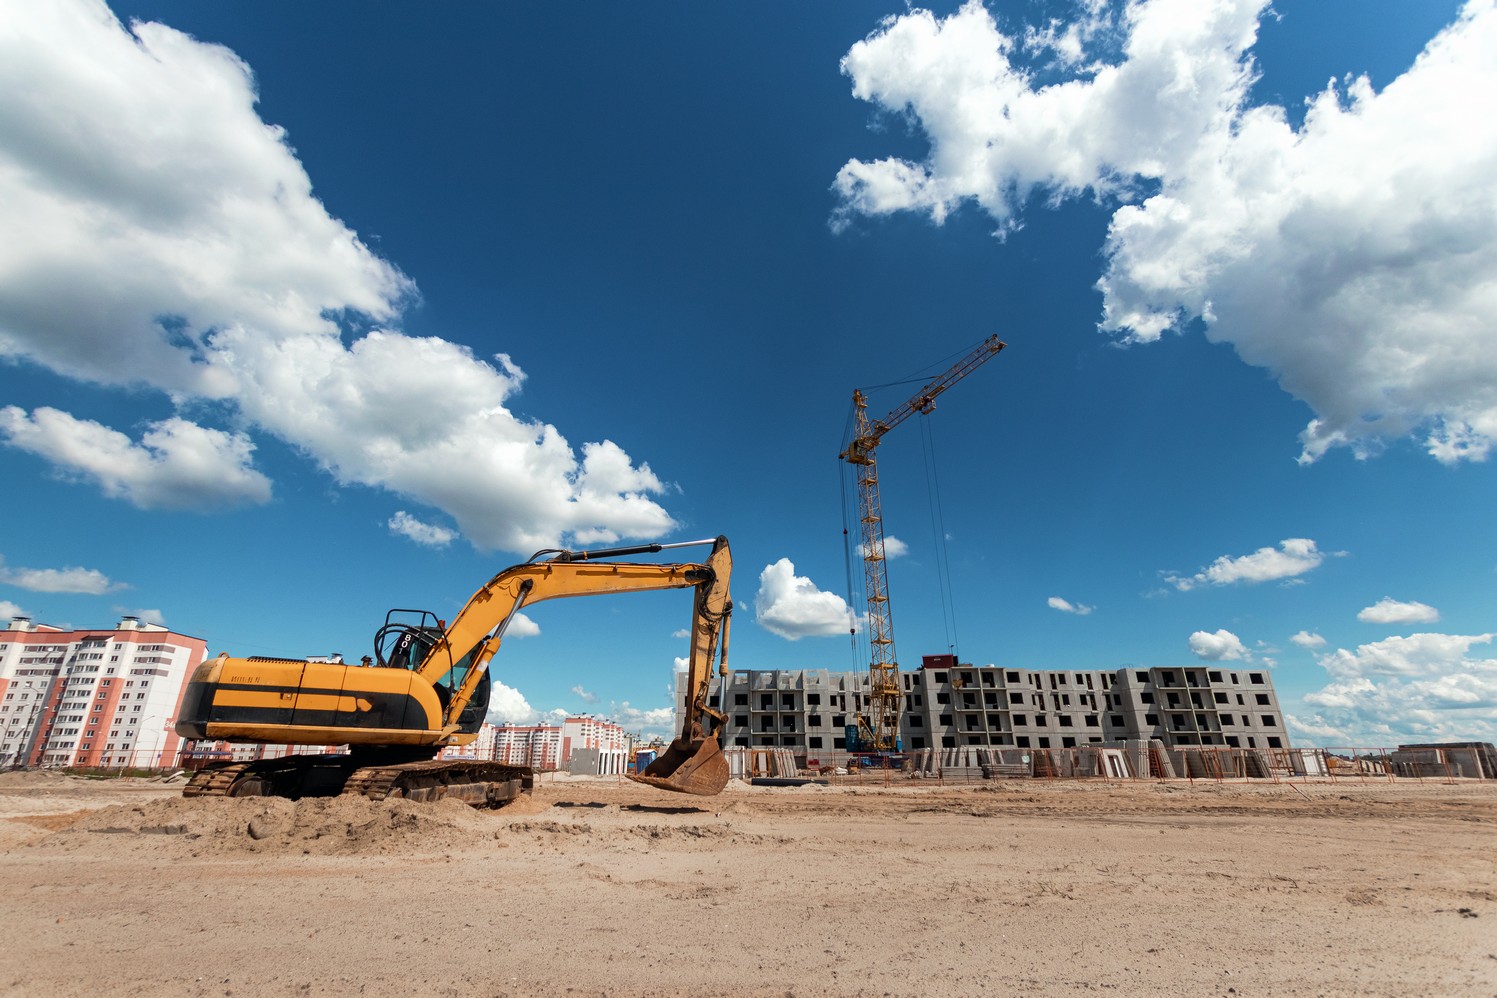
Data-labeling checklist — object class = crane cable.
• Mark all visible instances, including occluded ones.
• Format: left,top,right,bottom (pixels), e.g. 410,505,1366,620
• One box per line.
920,412,960,662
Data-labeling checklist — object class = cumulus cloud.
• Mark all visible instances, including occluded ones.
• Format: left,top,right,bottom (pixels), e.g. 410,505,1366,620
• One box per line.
1047,596,1093,615
0,1,674,550
1290,630,1327,649
1284,713,1351,746
1301,632,1497,743
0,407,271,511
506,612,540,639
1188,628,1249,661
606,702,676,737
1166,538,1325,591
387,511,456,548
0,600,26,620
857,535,910,559
1357,597,1440,625
484,680,540,725
570,684,599,704
836,0,1497,465
671,628,690,639
754,558,863,640
0,555,123,595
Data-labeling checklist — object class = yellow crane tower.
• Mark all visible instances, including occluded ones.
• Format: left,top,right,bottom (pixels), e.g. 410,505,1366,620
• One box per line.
839,335,1006,753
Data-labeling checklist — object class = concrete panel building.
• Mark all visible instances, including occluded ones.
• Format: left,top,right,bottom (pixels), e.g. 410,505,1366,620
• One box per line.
487,715,630,771
0,616,208,769
695,653,1290,765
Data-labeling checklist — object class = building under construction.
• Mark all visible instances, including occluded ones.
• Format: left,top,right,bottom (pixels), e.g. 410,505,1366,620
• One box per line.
692,653,1290,768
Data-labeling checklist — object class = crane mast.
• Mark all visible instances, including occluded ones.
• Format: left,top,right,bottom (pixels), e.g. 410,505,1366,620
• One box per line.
839,335,1006,752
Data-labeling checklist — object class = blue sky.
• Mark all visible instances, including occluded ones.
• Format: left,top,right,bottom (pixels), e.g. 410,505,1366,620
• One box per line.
2,0,1493,745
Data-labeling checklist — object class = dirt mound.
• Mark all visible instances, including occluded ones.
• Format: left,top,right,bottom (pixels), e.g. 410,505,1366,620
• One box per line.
55,794,506,856
497,793,554,816
0,770,76,788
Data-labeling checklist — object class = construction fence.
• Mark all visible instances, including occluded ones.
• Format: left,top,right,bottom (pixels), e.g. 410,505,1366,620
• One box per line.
716,742,1497,786
895,742,1497,784
14,741,1495,786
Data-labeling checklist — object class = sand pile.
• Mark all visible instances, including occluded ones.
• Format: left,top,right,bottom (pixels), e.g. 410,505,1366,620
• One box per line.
54,793,507,856
0,769,75,788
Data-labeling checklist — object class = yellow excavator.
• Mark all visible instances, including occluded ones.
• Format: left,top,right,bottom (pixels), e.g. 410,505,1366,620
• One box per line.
175,536,733,805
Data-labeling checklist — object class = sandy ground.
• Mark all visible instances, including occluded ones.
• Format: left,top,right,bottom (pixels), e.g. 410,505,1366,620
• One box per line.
0,771,1493,997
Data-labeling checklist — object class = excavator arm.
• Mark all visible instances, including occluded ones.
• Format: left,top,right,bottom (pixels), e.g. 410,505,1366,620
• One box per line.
409,536,734,793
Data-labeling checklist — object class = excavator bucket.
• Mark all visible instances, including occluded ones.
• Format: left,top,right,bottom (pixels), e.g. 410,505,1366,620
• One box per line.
628,735,729,796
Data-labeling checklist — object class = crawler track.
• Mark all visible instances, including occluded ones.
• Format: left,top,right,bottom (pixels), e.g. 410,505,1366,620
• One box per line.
182,756,534,808
343,759,533,806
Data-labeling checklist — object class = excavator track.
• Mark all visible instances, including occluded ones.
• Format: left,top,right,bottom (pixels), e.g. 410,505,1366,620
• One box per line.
182,761,257,798
181,756,534,808
343,760,534,806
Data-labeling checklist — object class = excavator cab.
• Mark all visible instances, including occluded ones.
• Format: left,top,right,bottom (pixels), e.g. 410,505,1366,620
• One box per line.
374,610,489,735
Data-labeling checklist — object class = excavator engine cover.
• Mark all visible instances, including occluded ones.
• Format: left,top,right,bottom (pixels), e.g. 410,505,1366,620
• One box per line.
629,735,729,796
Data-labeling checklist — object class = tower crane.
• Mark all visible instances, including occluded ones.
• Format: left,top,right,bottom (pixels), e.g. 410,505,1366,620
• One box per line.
838,335,1006,753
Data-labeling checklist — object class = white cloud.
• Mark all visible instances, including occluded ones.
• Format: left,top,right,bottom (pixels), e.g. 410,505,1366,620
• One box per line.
671,628,690,640
485,680,539,725
0,407,271,511
130,608,167,627
1284,713,1351,746
1290,630,1327,649
1357,597,1440,625
387,511,456,548
1302,632,1497,743
836,0,1497,465
506,612,540,639
0,1,674,551
0,555,123,595
1188,628,1249,661
1047,595,1093,615
857,536,910,559
754,558,863,640
1167,538,1325,591
606,701,677,738
0,600,25,620
570,684,599,704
